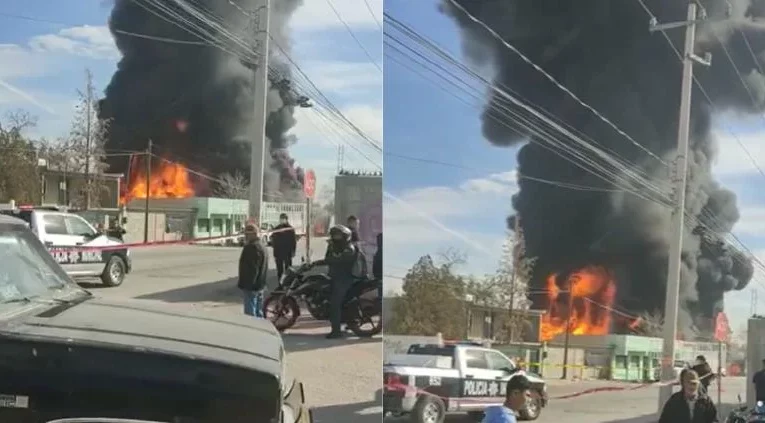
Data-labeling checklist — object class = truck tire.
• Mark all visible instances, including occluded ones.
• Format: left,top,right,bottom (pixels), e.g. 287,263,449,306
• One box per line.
519,395,541,421
101,256,126,287
410,395,445,423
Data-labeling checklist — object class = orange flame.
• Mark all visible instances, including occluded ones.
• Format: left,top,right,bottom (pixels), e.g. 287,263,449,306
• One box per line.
539,266,617,341
121,157,195,204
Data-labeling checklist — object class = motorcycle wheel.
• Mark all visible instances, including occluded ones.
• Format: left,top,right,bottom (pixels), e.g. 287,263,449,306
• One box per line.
264,294,300,332
346,298,382,338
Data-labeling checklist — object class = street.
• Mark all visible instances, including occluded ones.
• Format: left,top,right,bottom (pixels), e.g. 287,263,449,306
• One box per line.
79,242,382,423
386,377,748,423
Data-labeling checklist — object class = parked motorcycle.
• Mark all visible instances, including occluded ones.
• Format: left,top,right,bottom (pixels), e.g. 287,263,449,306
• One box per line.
726,396,765,423
263,263,382,337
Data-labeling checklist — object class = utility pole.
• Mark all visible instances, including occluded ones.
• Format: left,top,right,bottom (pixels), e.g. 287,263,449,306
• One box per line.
508,214,521,342
561,275,574,379
651,2,712,411
247,0,270,224
84,70,93,209
143,139,152,244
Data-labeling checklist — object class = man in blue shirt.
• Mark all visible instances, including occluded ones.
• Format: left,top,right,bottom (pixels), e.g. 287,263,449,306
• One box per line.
482,375,531,423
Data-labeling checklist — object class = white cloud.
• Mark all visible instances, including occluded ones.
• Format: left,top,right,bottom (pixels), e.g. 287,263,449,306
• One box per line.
300,60,381,93
29,25,118,60
733,206,765,237
382,171,517,295
713,129,765,177
386,170,517,224
290,0,381,32
342,104,382,141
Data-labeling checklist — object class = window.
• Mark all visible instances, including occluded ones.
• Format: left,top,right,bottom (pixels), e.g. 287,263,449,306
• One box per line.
464,349,490,370
614,355,627,369
65,216,95,237
198,218,210,232
43,215,67,235
213,218,223,231
486,351,515,372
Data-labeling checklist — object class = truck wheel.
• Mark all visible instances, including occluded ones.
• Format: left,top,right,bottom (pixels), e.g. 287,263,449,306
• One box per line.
101,256,126,287
519,395,541,421
411,395,445,423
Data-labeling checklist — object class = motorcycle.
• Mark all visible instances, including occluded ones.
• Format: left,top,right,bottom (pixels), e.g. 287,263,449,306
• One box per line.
726,395,765,423
263,262,382,337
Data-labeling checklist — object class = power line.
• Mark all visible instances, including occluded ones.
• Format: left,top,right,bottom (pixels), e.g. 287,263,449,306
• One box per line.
361,0,382,31
444,0,668,167
322,0,382,72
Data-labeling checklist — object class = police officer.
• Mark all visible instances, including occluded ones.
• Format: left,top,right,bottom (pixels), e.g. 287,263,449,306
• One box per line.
324,225,358,339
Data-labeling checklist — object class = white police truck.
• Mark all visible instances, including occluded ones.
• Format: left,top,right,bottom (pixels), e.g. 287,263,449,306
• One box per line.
0,202,131,287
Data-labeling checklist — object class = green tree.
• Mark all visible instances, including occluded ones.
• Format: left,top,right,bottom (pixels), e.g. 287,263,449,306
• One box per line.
0,111,41,203
388,252,468,339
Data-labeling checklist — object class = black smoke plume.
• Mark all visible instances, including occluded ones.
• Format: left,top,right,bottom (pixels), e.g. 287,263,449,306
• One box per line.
99,0,306,201
442,0,760,337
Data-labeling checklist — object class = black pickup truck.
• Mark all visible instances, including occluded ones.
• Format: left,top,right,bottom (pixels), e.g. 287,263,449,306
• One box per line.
0,214,312,423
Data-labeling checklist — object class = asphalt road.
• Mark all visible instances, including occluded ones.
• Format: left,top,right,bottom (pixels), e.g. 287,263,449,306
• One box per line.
386,377,748,423
79,242,382,423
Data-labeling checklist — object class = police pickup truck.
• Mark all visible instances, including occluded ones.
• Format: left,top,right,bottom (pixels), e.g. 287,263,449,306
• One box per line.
0,214,313,423
383,343,547,423
0,204,130,287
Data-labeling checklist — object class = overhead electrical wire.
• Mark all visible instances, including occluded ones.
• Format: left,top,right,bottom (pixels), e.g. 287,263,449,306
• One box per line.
323,0,382,72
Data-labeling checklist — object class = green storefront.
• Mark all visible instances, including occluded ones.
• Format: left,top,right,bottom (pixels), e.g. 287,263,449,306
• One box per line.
190,197,249,239
578,335,724,382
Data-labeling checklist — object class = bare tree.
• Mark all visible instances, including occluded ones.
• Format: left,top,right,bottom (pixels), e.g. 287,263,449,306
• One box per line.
0,111,41,203
214,171,249,199
40,69,111,208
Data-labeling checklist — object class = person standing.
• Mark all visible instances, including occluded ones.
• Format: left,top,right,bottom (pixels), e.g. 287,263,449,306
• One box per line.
658,368,717,423
347,215,360,244
692,355,713,395
373,233,382,297
270,213,297,281
323,225,358,339
753,359,765,402
238,223,268,318
481,375,532,423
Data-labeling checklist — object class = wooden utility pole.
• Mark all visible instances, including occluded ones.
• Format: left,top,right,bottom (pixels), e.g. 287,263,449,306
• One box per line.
508,214,521,342
561,275,575,379
143,140,152,243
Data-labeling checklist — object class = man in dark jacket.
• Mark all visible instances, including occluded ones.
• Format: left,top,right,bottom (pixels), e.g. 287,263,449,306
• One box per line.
270,213,297,281
658,368,717,423
692,355,714,394
373,233,382,298
347,215,360,244
238,223,268,318
323,225,358,339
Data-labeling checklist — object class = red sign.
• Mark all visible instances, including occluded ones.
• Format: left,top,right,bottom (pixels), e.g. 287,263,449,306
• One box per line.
714,312,729,342
304,169,316,199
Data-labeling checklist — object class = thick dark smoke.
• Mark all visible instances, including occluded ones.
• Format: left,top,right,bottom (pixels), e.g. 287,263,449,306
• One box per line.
442,0,761,337
99,0,306,201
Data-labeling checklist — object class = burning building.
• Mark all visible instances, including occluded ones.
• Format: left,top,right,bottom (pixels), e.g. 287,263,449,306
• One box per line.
99,0,308,203
443,0,759,339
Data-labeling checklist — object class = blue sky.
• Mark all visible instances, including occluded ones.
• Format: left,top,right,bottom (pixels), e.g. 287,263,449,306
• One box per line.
0,0,382,201
383,0,765,333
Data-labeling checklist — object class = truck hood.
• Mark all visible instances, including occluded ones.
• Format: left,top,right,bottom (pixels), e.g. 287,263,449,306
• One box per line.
0,296,283,376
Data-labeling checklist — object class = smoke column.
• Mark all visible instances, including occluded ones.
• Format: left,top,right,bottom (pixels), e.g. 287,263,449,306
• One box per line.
99,0,306,200
442,0,759,336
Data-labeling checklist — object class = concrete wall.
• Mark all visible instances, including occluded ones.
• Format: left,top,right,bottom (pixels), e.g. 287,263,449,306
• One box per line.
383,334,442,362
747,317,765,406
41,171,122,208
122,210,189,244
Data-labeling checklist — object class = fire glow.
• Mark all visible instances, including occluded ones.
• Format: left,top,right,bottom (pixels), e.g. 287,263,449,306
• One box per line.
539,266,617,341
121,155,195,204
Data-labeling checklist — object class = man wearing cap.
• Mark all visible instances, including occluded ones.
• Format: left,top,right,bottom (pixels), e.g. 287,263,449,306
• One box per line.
238,223,268,318
270,213,297,281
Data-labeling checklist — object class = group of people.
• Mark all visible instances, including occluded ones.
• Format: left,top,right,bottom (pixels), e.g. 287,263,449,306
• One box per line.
236,213,382,339
480,356,765,423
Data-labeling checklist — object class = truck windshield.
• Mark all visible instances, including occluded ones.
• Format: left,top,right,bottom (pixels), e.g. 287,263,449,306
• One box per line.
0,224,80,306
407,345,454,356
